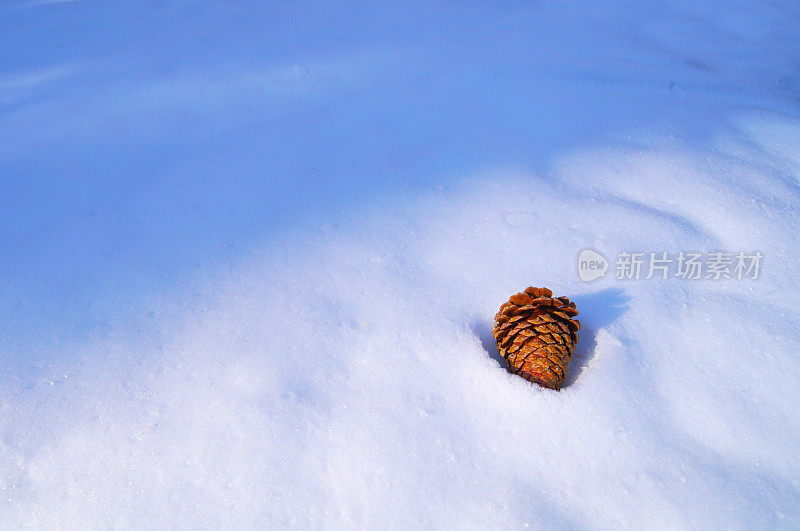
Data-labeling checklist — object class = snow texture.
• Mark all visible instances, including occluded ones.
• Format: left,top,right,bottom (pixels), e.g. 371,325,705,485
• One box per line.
2,0,800,528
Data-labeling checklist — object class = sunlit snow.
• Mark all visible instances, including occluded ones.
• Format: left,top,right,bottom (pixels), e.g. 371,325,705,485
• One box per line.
1,1,799,528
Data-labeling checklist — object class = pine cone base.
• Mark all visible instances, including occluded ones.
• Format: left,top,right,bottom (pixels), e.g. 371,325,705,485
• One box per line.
492,287,580,390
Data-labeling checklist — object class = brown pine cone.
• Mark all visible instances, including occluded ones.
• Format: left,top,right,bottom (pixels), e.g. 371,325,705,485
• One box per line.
492,287,580,390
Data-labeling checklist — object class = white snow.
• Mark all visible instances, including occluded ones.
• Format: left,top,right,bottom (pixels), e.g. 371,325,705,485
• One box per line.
2,0,800,528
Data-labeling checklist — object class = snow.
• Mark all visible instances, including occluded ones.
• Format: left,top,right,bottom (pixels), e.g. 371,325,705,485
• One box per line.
2,0,800,528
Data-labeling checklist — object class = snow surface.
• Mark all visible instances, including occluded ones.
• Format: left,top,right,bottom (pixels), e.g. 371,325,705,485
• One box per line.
2,0,800,528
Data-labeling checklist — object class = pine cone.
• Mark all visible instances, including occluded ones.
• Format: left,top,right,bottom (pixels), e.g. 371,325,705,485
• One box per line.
493,287,580,390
